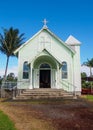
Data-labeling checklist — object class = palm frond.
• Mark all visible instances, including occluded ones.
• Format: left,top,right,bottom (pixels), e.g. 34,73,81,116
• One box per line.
0,27,25,78
0,27,25,56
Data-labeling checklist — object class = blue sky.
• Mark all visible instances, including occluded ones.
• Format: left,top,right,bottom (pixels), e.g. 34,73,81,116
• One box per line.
0,0,93,76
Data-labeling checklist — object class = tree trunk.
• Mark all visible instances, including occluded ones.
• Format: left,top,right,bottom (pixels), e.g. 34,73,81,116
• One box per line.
4,56,9,80
1,56,9,97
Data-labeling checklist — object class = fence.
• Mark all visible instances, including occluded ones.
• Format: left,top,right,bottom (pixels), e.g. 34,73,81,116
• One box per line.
0,81,30,98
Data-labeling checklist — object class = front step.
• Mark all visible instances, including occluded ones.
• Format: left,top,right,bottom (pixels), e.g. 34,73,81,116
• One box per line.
14,89,74,100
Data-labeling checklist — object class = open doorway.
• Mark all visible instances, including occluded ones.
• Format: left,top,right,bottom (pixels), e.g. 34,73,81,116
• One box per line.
40,69,51,88
39,63,51,88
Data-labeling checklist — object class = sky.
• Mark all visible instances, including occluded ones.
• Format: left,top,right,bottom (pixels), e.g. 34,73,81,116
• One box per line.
0,0,93,76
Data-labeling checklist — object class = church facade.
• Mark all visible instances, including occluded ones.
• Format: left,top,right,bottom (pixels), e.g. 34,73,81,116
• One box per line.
14,21,81,95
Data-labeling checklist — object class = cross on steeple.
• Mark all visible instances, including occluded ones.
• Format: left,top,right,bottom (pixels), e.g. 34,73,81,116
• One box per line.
42,19,48,28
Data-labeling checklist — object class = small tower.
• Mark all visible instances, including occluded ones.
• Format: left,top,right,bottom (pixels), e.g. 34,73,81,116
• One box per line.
65,35,81,50
66,35,81,95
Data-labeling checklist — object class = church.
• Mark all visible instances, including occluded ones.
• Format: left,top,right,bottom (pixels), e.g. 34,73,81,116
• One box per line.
14,19,81,96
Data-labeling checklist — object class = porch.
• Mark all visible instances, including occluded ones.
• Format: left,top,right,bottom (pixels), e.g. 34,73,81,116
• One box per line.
0,81,77,99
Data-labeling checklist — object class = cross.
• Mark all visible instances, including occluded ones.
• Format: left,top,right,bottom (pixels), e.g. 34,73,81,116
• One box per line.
42,19,48,28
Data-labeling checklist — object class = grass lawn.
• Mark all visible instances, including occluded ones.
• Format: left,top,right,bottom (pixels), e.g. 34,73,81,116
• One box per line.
0,110,16,130
81,94,93,101
86,95,93,101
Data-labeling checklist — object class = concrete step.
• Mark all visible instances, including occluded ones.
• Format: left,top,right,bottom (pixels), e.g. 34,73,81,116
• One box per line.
15,94,73,100
14,88,74,100
20,92,72,96
24,89,66,92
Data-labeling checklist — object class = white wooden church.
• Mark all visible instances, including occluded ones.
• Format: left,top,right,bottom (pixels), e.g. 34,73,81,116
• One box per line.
14,19,81,96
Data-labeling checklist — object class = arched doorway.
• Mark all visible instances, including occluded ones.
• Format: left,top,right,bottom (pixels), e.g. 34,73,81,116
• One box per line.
39,63,51,88
33,55,57,89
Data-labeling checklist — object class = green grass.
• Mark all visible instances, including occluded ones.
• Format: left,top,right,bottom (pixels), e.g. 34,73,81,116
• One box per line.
86,95,93,101
0,110,16,130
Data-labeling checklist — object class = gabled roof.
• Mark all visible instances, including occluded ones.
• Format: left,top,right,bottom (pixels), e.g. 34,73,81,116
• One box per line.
14,27,75,54
44,28,75,53
65,35,81,45
28,48,62,65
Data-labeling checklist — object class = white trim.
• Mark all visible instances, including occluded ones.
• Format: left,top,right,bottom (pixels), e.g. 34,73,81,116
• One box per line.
14,28,75,54
28,48,62,65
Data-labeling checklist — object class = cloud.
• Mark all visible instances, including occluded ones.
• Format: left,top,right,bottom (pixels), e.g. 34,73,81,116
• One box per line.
0,66,18,77
81,65,93,76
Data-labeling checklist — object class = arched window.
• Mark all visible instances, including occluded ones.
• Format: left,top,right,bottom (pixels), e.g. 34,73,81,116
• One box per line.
40,63,50,69
23,61,29,79
62,62,67,79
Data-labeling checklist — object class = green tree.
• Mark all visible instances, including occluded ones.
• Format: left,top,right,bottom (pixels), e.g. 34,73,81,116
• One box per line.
81,72,87,78
0,27,25,80
83,58,93,77
7,73,17,81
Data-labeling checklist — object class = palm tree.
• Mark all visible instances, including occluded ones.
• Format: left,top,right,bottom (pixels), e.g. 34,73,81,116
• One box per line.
0,27,25,80
83,58,93,77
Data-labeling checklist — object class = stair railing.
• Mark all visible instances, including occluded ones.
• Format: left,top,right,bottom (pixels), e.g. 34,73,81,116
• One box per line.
60,80,77,97
1,81,30,99
13,81,30,99
1,81,17,98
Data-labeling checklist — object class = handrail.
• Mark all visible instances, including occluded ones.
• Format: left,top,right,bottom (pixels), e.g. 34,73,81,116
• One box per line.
60,80,69,90
60,80,77,97
1,80,30,88
1,81,17,90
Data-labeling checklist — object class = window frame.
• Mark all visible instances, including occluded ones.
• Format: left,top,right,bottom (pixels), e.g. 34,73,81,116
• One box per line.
23,61,29,79
62,61,68,79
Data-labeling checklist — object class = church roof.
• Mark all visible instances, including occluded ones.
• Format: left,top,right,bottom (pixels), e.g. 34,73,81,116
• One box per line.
28,48,62,65
14,27,75,54
65,35,81,45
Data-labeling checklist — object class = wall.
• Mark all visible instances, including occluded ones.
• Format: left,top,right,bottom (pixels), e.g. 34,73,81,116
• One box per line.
17,29,76,92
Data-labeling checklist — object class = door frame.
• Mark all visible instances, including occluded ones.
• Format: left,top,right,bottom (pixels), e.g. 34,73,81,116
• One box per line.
39,63,51,88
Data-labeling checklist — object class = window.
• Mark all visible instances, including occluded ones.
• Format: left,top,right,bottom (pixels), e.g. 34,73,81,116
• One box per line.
23,61,29,79
62,62,67,79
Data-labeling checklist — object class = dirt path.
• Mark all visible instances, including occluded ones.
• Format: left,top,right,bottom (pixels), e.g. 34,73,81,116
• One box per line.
0,98,93,130
0,100,55,130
